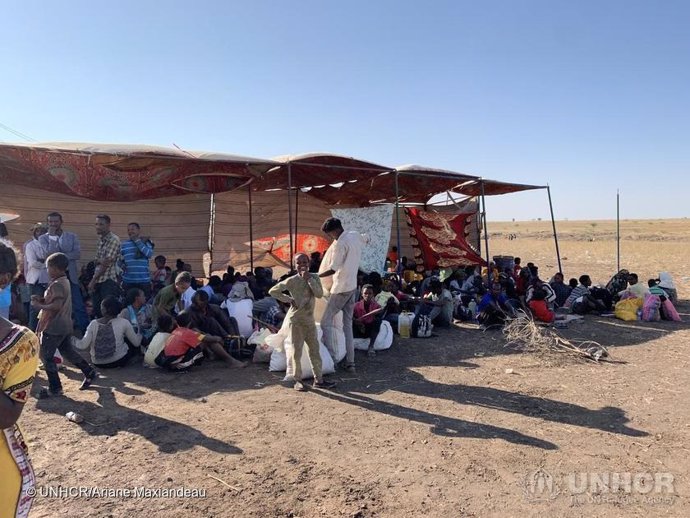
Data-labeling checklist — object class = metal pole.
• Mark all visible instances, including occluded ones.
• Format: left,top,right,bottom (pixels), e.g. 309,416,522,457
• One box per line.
209,193,215,275
546,185,562,274
474,196,482,257
480,180,491,283
295,187,299,249
617,189,620,271
394,170,402,273
248,185,254,271
287,162,294,263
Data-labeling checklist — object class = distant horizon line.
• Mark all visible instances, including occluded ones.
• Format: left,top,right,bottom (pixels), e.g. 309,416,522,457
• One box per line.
490,217,689,223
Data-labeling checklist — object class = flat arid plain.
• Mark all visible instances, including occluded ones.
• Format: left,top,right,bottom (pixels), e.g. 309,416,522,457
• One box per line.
23,219,689,518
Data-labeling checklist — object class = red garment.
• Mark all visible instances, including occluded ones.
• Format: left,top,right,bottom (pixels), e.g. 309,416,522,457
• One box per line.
513,264,522,280
164,327,203,356
354,299,381,325
516,276,528,296
529,300,555,323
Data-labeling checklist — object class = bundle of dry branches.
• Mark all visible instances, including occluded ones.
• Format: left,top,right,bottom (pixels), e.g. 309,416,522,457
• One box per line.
502,313,609,362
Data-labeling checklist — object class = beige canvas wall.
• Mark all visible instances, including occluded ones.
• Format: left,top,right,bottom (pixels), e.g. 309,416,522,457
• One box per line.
1,183,481,278
0,184,212,276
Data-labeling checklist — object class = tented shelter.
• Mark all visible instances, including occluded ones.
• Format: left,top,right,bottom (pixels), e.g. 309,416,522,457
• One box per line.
0,141,557,276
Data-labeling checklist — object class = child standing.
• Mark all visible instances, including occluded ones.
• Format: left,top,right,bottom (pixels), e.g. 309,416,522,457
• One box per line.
268,253,336,391
32,253,97,395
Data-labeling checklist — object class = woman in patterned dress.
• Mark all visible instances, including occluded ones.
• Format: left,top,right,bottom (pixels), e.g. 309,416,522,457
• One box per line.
0,239,39,518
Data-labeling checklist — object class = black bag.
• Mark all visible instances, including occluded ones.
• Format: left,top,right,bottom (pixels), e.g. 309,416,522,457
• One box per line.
411,314,433,338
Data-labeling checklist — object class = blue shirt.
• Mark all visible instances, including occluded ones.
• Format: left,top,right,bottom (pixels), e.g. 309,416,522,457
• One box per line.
478,292,508,313
121,238,154,284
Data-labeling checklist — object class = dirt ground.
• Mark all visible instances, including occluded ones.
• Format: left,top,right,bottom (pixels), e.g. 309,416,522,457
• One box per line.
21,219,690,518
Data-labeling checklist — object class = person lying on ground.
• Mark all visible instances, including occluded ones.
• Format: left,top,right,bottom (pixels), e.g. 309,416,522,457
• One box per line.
155,311,247,371
477,282,517,329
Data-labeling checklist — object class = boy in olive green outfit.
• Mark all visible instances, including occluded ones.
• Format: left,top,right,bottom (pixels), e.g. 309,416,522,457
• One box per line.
269,254,336,391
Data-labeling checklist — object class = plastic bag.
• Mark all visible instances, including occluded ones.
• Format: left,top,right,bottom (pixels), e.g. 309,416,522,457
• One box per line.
614,297,643,321
662,299,682,321
642,294,661,322
354,320,394,351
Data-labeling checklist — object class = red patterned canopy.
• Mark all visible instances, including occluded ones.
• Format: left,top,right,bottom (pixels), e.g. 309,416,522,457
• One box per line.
406,208,485,269
0,142,277,201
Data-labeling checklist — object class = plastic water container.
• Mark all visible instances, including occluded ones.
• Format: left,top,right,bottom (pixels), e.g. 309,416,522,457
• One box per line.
398,312,414,338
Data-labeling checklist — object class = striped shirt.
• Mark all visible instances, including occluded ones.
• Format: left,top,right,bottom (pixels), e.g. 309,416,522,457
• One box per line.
121,238,154,284
564,285,590,308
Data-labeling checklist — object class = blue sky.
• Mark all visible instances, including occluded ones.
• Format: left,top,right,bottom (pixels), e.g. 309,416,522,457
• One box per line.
1,0,688,220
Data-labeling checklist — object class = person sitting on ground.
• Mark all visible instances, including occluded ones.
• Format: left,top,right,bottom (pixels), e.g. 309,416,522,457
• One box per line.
188,290,239,338
227,276,254,301
364,271,383,295
263,299,288,330
181,264,199,299
353,284,384,357
151,255,172,295
619,273,649,300
657,272,678,304
515,267,531,299
459,266,483,305
119,288,155,347
513,257,522,279
200,275,225,305
606,269,630,302
268,253,335,390
153,272,192,319
419,279,454,327
648,279,667,299
221,267,235,297
477,282,517,329
525,275,557,307
528,288,564,323
144,314,175,368
376,278,401,331
550,272,572,308
73,296,142,369
498,272,521,311
568,278,578,290
564,275,606,315
155,311,247,370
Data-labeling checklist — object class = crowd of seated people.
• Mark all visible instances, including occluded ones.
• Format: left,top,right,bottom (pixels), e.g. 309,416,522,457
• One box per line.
3,214,683,387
